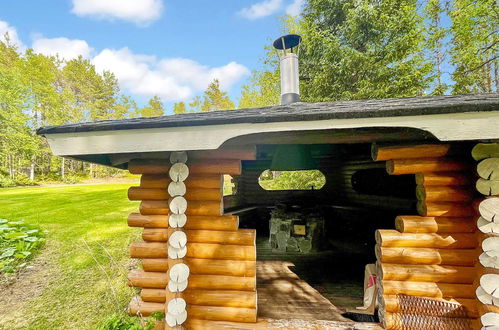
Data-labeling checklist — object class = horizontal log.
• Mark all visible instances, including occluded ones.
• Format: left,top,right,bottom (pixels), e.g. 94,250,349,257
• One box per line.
472,143,499,161
184,319,269,330
141,288,257,308
478,304,499,316
128,187,222,201
386,158,471,175
479,197,499,222
187,242,256,260
140,174,222,189
128,213,238,231
415,185,474,202
142,258,255,277
142,228,256,246
395,215,475,233
417,201,476,217
372,143,463,161
375,230,477,249
381,295,478,318
415,172,472,186
130,241,256,260
188,305,257,323
128,297,257,322
128,297,162,317
478,158,499,180
382,312,478,330
139,200,222,216
375,245,478,266
476,178,499,196
129,159,241,175
128,270,256,291
378,263,475,284
381,280,475,298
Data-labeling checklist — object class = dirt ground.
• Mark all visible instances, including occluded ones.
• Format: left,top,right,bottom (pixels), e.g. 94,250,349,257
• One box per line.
0,247,56,328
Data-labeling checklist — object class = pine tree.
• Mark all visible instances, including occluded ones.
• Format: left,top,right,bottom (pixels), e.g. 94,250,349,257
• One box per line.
424,0,449,95
173,101,187,114
201,79,235,112
137,96,165,117
450,0,498,93
299,0,432,101
188,96,202,113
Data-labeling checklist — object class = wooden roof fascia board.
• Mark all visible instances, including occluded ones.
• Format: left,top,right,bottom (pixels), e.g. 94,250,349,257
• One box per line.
44,111,499,157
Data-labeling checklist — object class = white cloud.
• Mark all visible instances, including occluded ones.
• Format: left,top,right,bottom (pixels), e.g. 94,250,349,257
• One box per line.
71,0,163,25
0,20,24,50
286,0,305,16
0,20,248,103
32,37,93,60
93,48,249,101
238,0,283,20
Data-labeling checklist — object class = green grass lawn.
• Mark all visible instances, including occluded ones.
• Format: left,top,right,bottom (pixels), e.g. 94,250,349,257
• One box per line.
0,184,141,329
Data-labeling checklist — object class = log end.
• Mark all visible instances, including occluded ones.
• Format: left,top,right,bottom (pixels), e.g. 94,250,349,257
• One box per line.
374,244,382,262
415,173,424,185
415,185,426,201
371,143,380,161
386,160,395,175
472,143,499,161
417,201,428,217
394,216,405,233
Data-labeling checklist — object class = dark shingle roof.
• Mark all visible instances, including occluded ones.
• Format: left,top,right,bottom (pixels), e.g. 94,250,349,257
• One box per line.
37,93,499,135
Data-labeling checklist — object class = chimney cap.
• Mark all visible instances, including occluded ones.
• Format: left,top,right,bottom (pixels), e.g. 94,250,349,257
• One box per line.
273,34,301,50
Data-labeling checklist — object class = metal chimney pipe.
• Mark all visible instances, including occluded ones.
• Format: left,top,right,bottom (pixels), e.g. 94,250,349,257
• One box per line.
273,34,302,105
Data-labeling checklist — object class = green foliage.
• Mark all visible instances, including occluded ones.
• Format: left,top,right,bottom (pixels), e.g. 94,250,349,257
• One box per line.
240,0,496,104
450,0,498,94
238,70,280,109
173,101,187,114
424,0,449,95
0,176,16,188
0,38,140,185
201,79,235,112
135,96,165,117
0,219,45,275
259,170,325,190
0,174,38,187
188,96,202,113
98,312,164,330
0,184,140,328
300,0,432,101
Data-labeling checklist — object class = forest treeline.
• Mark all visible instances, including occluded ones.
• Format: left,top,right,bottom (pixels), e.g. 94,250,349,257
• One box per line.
0,0,497,186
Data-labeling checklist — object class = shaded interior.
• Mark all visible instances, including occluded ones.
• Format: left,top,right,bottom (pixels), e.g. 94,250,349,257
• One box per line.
222,133,422,323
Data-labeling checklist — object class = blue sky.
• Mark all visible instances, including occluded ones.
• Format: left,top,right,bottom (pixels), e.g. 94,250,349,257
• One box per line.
0,0,303,110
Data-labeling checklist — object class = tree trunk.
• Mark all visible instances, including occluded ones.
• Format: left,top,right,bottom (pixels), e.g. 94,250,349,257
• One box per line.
8,154,14,179
29,155,35,181
61,157,65,179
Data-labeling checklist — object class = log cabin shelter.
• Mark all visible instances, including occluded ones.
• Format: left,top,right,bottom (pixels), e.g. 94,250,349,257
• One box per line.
37,93,499,329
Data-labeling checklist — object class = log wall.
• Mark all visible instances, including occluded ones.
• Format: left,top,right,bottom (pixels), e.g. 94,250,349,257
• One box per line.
472,143,499,329
126,153,257,328
372,143,483,329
